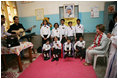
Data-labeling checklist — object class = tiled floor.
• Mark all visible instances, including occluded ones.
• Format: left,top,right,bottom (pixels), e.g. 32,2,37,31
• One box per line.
1,52,40,78
1,33,107,78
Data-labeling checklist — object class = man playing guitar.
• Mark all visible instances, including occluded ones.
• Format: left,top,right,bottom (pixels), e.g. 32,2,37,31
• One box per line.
7,16,32,40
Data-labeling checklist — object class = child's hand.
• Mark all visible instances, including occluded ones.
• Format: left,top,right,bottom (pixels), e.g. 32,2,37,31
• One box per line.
75,37,77,40
65,37,67,40
76,49,79,52
88,47,93,50
44,38,47,40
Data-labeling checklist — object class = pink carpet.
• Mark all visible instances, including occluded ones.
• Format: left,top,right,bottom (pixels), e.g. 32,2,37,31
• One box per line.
18,55,97,78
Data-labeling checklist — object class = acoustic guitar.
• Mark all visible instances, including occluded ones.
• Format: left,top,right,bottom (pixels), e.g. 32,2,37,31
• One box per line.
12,25,36,39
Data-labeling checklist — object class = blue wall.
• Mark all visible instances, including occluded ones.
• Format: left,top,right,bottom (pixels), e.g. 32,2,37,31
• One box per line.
19,11,104,35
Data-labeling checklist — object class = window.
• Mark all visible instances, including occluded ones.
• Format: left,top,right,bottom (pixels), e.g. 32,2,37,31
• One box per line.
1,1,18,31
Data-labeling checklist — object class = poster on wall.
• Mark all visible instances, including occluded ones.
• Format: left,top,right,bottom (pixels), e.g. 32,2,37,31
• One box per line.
108,5,115,14
35,8,44,20
91,7,99,18
64,18,77,26
64,4,74,18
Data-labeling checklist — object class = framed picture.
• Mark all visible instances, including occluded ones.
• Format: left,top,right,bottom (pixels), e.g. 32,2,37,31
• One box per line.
91,7,99,18
64,4,74,18
35,8,44,20
108,5,115,13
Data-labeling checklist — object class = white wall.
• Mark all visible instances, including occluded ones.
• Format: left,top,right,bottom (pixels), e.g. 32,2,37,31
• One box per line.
16,1,106,17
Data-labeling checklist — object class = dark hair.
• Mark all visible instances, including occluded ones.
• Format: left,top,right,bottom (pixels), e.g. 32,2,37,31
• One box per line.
1,15,5,18
43,20,48,25
54,36,59,40
48,17,50,20
54,23,59,27
67,38,71,41
46,40,50,43
76,19,81,22
60,19,65,22
68,21,72,24
96,24,105,32
79,36,84,39
13,16,18,20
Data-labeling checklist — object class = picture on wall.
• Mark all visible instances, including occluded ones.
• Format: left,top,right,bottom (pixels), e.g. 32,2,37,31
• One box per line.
108,5,115,13
91,7,99,18
64,4,74,18
35,8,44,20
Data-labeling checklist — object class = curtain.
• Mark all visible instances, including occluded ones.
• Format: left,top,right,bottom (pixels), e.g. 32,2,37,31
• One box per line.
1,1,18,31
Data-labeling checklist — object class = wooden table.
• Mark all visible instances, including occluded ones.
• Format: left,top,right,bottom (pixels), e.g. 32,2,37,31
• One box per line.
1,42,33,72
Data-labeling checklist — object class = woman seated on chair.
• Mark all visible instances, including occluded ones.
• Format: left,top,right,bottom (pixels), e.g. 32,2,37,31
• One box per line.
83,24,109,66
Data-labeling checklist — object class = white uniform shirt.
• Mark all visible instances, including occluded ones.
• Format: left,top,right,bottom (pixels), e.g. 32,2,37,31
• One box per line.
42,44,51,51
74,41,85,50
59,24,67,36
40,25,50,38
52,41,61,49
66,26,75,37
75,24,84,33
64,42,72,51
1,25,11,37
51,28,62,41
111,23,117,48
111,23,117,36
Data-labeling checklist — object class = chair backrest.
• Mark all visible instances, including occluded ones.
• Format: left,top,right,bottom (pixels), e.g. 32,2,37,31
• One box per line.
104,38,111,55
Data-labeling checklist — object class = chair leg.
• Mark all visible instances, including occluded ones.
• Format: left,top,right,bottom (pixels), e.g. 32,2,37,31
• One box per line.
1,54,8,70
32,48,35,54
106,56,108,64
63,52,65,58
29,47,33,63
17,55,23,72
104,57,106,63
93,55,97,69
49,50,51,58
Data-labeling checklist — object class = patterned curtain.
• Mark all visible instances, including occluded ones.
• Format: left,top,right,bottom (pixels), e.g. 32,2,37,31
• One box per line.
1,1,18,31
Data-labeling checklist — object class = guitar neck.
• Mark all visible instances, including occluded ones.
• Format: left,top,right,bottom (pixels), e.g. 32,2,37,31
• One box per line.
25,25,36,32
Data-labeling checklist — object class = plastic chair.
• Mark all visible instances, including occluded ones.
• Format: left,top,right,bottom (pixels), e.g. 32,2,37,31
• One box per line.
63,43,74,58
93,39,111,69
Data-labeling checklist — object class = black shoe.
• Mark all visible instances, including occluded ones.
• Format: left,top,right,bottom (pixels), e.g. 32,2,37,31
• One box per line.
68,54,73,57
70,55,73,57
56,57,59,61
75,55,77,58
44,57,47,60
64,54,67,58
47,57,50,60
68,54,71,57
45,57,50,61
51,58,56,62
